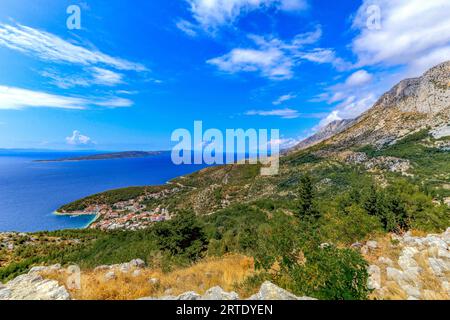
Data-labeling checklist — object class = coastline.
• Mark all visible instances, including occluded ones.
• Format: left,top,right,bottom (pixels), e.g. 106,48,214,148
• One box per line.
53,211,99,229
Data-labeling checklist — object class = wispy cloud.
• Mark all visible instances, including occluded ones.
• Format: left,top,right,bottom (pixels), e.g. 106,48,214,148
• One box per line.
246,108,300,119
186,0,308,32
0,85,133,110
91,67,124,86
273,93,296,105
310,69,377,129
0,86,86,110
0,23,147,71
207,26,343,80
176,19,199,37
41,67,124,89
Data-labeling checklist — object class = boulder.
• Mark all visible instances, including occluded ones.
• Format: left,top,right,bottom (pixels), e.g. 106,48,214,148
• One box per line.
94,265,111,272
137,282,316,301
377,256,394,266
428,258,448,276
129,259,146,268
367,265,381,290
386,267,404,283
200,286,239,300
366,241,378,250
248,282,316,300
402,285,421,299
176,291,201,300
104,271,117,281
0,274,70,300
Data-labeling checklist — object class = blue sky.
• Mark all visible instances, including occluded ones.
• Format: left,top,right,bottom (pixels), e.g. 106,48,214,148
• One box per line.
0,0,449,150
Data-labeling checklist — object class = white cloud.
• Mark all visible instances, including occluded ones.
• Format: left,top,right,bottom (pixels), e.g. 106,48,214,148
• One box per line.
345,70,373,87
314,0,450,131
246,108,300,119
66,130,94,146
273,93,296,105
91,67,124,86
0,85,133,110
314,93,377,129
208,27,344,80
279,0,308,11
300,48,348,70
176,19,198,37
208,46,294,80
268,136,303,149
94,97,133,108
186,0,308,31
352,0,450,74
0,23,147,71
41,67,124,89
40,70,90,89
0,85,86,110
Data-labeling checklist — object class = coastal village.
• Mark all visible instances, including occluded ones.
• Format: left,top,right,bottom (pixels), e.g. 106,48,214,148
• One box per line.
87,202,172,231
63,187,181,231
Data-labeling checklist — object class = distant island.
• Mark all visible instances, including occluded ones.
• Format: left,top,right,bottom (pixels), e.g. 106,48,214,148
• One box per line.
35,151,164,162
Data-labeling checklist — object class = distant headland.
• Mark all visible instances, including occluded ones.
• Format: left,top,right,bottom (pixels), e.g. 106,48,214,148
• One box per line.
34,151,164,162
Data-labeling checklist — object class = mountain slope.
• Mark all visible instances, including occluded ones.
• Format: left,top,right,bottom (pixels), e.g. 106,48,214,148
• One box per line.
291,119,355,151
324,61,450,149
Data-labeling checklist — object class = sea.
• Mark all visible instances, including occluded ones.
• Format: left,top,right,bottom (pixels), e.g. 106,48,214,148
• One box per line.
0,151,207,232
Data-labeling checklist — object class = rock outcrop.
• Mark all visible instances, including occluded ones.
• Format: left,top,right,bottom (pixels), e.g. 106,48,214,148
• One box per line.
139,282,316,301
366,228,450,300
0,273,70,300
248,281,316,300
342,152,411,175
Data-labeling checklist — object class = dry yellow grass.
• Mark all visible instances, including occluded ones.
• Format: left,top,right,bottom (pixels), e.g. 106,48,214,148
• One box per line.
43,254,255,300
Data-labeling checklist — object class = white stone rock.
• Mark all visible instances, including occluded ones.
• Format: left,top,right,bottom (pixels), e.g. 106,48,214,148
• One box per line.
442,281,450,295
366,241,378,249
104,271,117,281
377,257,394,266
428,258,448,276
176,292,201,300
248,282,316,300
200,286,239,300
367,265,381,290
386,267,404,283
401,285,421,299
0,274,70,300
119,263,131,273
129,259,146,268
28,266,48,274
132,270,142,277
437,248,450,260
361,246,369,255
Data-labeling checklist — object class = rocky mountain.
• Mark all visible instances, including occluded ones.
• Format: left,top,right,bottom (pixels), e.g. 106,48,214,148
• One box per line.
317,61,450,149
291,119,355,151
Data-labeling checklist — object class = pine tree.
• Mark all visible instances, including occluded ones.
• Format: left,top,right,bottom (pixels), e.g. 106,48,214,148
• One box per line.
363,184,379,217
297,175,320,222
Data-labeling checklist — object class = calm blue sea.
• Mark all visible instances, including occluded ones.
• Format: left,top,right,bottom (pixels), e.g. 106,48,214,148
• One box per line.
0,151,206,232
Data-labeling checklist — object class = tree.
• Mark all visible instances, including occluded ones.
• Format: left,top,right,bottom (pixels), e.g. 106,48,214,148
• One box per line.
297,175,320,222
153,211,208,261
363,183,379,217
